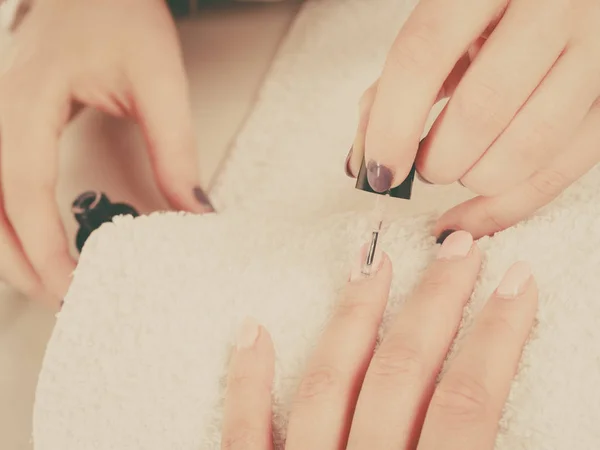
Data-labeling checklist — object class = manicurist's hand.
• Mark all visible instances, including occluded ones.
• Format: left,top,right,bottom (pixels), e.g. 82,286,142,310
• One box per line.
0,0,211,307
220,230,538,449
346,0,600,240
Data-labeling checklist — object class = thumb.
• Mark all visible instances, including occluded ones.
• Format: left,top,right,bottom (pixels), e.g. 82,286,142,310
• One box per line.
129,46,213,214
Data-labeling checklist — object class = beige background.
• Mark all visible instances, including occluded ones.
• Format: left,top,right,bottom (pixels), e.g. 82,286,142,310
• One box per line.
0,4,300,448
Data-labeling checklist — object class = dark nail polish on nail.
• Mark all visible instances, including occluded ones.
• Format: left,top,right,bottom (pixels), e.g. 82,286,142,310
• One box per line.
366,161,394,193
193,186,214,211
356,158,416,199
344,147,355,178
436,229,456,244
60,300,64,309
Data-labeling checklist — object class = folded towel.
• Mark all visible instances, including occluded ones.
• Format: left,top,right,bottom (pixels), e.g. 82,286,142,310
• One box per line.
33,0,600,449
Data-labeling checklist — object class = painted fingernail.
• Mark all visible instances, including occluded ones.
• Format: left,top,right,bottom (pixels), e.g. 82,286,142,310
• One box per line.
350,243,383,281
436,230,473,260
193,186,215,211
496,261,532,298
366,161,394,193
436,229,456,245
236,317,260,350
345,147,355,178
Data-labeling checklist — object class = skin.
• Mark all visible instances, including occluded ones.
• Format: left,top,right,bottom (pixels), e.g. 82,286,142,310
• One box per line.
347,0,600,240
220,230,538,449
2,0,597,306
0,0,210,308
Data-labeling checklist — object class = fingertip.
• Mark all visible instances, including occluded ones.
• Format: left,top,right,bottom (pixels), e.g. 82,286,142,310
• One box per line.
233,317,275,363
434,196,506,240
349,243,392,283
495,261,538,306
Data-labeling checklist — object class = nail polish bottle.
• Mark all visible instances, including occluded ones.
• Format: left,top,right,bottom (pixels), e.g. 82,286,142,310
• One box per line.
355,159,417,200
72,191,139,253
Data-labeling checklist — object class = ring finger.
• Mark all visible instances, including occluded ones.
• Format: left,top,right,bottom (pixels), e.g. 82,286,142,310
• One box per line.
418,261,538,449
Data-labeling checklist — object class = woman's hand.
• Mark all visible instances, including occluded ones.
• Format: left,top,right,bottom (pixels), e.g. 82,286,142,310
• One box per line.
346,0,600,240
0,0,211,307
220,230,538,449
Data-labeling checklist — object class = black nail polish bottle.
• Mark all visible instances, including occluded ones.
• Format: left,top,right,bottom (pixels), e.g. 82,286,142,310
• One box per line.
72,191,139,253
355,159,417,200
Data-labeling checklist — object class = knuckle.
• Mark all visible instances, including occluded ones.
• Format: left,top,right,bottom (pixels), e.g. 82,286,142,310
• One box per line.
417,267,461,299
431,372,491,422
221,424,264,450
453,80,506,135
370,337,424,380
479,202,509,234
334,295,381,329
228,372,259,391
528,168,569,199
295,365,341,402
358,82,377,111
389,22,441,74
478,314,519,340
516,118,556,165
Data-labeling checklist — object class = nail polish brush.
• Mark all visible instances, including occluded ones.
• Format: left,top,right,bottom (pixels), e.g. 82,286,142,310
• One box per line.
355,160,417,276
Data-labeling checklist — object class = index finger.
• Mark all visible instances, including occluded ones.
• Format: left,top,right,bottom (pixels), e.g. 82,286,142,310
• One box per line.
364,0,504,191
285,244,392,450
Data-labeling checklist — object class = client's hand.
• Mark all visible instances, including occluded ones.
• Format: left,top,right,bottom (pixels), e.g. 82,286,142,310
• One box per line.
220,230,538,449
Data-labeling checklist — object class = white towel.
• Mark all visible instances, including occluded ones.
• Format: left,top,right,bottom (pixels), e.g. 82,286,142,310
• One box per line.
33,0,600,449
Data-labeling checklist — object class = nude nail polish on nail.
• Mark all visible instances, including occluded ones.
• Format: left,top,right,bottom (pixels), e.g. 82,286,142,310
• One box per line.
496,261,532,298
236,317,260,350
366,161,394,193
436,230,473,260
350,244,383,281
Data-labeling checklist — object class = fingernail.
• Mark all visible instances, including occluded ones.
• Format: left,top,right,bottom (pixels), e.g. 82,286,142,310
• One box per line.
366,160,394,193
236,317,260,350
344,147,355,178
193,186,215,212
436,229,456,245
350,243,383,281
496,261,532,298
436,230,472,259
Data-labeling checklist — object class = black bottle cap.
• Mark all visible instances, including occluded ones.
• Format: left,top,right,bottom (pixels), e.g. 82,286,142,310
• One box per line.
72,191,139,253
355,159,416,199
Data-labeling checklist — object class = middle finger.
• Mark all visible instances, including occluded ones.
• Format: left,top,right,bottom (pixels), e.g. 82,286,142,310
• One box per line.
285,244,392,450
417,0,568,185
347,231,480,450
